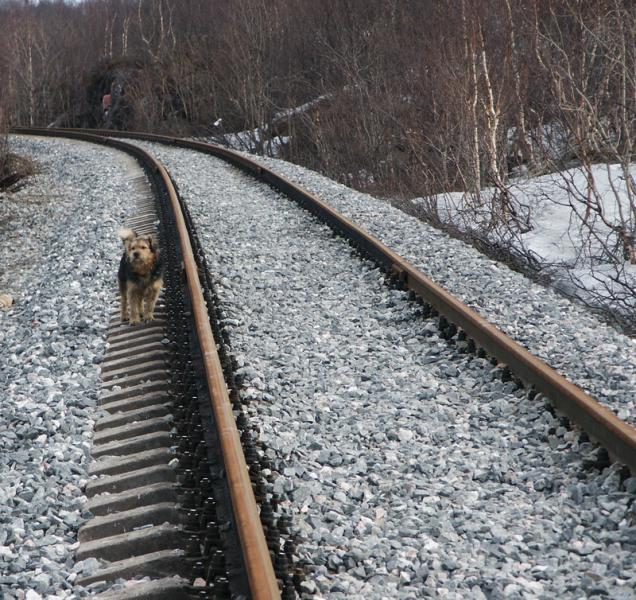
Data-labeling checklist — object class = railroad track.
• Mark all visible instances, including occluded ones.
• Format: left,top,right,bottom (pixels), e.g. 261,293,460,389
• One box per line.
11,128,636,598
8,132,286,598
16,127,636,474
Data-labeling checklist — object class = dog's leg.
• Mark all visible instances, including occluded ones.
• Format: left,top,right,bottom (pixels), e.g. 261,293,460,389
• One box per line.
128,287,143,325
119,280,128,322
143,279,163,321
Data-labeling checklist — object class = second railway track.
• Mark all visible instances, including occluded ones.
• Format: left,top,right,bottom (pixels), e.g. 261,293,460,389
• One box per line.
8,130,636,598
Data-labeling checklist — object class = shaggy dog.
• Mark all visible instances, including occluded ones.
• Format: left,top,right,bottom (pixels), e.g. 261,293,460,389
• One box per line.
118,228,164,324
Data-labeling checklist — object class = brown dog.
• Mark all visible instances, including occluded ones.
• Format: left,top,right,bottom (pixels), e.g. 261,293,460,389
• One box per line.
118,228,164,324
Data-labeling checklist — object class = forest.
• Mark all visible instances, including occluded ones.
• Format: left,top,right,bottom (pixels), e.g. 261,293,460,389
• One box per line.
1,0,635,322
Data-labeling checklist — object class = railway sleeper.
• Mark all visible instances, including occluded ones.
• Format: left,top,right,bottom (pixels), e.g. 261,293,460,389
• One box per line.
91,430,173,459
90,447,174,477
77,550,191,587
101,360,169,383
87,482,179,516
101,369,170,390
93,413,173,441
79,502,184,542
108,313,169,329
98,391,172,413
94,402,174,431
105,332,166,351
77,522,195,563
100,380,172,404
90,577,193,600
102,341,171,364
100,349,172,374
86,464,178,496
105,325,167,345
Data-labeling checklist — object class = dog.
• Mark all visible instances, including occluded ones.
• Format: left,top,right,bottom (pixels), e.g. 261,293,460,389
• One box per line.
118,228,164,324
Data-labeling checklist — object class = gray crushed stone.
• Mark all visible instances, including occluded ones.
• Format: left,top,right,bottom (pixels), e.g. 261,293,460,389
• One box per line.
127,141,636,599
246,153,636,428
1,136,138,599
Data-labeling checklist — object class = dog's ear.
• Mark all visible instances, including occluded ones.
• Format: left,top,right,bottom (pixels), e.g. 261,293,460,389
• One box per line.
146,235,158,252
118,228,136,249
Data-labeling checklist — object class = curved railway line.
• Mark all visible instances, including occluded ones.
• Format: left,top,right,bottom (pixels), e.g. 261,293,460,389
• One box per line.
8,128,636,598
8,132,285,598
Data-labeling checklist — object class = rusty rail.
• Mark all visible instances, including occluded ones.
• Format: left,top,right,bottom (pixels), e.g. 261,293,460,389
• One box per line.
14,127,636,476
13,128,280,599
153,159,280,600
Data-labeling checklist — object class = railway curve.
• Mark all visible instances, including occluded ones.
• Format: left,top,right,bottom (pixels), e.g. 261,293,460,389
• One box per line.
7,129,636,599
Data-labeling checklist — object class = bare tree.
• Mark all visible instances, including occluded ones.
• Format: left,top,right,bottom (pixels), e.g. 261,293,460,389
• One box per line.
527,0,636,325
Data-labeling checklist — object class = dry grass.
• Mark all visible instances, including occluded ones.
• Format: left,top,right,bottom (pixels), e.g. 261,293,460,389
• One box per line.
0,111,38,190
0,151,37,191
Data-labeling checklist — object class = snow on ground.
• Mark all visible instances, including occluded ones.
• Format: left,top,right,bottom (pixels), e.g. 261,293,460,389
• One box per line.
413,163,636,321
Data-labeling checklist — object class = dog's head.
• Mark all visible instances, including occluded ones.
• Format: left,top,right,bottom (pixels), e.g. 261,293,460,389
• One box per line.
119,228,158,272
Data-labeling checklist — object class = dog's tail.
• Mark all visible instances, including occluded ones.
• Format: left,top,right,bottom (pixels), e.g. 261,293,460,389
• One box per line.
118,228,136,245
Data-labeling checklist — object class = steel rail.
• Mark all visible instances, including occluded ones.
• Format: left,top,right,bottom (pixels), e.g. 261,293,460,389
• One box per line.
154,158,280,600
14,127,636,475
12,128,280,599
43,125,636,476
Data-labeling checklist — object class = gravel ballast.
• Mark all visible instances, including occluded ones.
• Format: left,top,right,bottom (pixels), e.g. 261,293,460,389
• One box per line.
131,141,636,599
1,136,137,598
4,134,634,598
246,153,636,428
